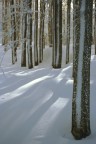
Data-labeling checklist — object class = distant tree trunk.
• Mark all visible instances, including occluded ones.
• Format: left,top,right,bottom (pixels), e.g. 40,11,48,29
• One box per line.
66,0,71,64
2,0,5,45
10,0,17,64
94,0,96,54
62,3,66,45
48,1,53,47
52,0,62,68
72,0,93,140
42,3,45,49
15,0,20,47
26,0,33,69
39,0,45,63
2,0,9,48
21,0,27,67
34,0,39,66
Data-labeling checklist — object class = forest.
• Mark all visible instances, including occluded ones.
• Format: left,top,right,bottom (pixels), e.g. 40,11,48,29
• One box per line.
0,0,96,144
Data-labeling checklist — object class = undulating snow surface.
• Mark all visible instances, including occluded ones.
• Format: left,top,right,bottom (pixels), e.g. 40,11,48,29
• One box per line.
0,45,96,144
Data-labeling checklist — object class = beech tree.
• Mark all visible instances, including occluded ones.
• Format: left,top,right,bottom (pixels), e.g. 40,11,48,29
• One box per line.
34,0,39,66
48,0,53,47
66,0,71,64
52,0,62,68
72,0,93,139
10,0,17,64
39,0,45,63
94,0,96,54
72,0,80,77
21,0,27,67
26,0,33,68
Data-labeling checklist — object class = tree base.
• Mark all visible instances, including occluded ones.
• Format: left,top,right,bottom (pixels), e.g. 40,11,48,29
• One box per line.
71,127,91,140
52,65,61,69
35,62,39,66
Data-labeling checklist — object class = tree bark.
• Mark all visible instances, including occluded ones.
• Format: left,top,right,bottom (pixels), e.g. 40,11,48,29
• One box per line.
72,0,93,139
52,0,62,68
39,0,45,63
34,0,39,66
66,0,71,64
10,0,17,64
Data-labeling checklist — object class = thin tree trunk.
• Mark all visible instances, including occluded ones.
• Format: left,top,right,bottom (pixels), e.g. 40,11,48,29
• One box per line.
21,0,27,67
34,0,38,66
39,0,45,63
10,0,17,64
48,1,53,47
66,0,71,64
72,0,80,77
52,0,62,68
2,0,9,49
94,0,96,54
2,0,5,45
27,0,33,69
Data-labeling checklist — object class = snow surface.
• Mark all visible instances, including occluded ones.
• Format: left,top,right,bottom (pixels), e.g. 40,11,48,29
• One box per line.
0,45,96,144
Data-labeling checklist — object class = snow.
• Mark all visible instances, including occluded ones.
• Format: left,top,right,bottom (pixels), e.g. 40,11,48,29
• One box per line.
0,44,96,144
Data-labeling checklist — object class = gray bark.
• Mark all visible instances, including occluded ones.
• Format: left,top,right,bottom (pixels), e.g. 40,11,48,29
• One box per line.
66,0,71,64
72,0,93,139
10,0,17,64
52,0,62,68
34,0,38,66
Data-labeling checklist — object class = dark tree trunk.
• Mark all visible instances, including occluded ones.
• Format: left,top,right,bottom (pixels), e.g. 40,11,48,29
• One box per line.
39,0,45,63
94,0,96,54
27,0,33,69
48,1,53,47
34,0,39,66
52,0,62,68
10,0,17,64
21,0,27,67
66,0,71,64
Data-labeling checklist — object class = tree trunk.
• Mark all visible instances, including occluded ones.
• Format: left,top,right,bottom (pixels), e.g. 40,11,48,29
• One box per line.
34,0,39,66
72,0,93,139
48,1,53,47
10,0,17,64
66,0,71,64
26,0,33,69
52,0,62,68
94,0,96,54
39,0,45,63
2,0,9,48
21,0,27,67
72,0,80,77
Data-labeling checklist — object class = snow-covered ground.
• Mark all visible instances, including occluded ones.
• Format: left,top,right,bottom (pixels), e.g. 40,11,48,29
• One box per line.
0,45,96,144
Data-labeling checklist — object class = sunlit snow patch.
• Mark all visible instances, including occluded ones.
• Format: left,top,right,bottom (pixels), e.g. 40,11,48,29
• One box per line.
0,75,53,103
30,98,69,137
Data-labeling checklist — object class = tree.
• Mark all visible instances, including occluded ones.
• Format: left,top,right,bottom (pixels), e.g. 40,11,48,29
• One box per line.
72,0,80,77
72,0,93,139
2,0,10,48
26,0,33,68
66,0,71,64
21,0,27,67
34,0,39,66
52,0,62,68
10,0,17,64
39,0,45,63
48,0,53,47
94,0,96,54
